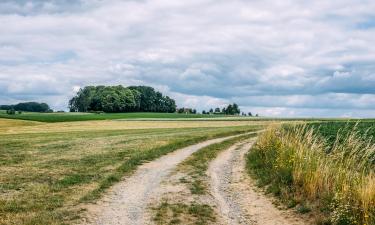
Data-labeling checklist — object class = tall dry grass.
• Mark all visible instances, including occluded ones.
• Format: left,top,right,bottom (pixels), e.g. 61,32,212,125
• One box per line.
247,124,374,225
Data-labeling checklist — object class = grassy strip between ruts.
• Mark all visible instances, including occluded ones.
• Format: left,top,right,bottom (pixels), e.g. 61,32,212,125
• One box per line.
154,202,216,225
246,124,374,225
179,132,259,195
153,132,258,225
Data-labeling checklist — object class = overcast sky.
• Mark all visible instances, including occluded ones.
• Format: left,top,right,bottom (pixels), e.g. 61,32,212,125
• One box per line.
0,0,375,117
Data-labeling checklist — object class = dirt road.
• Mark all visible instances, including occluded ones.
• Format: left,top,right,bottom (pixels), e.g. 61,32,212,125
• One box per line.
82,134,247,225
83,131,311,225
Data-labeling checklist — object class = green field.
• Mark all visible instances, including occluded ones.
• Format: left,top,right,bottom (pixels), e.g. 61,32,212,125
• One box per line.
0,118,264,225
0,111,227,123
3,110,375,124
307,121,375,144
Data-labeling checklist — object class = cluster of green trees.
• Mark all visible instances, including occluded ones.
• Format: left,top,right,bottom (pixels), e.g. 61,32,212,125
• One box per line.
222,103,240,115
69,85,176,113
201,103,241,115
177,108,197,114
0,102,51,113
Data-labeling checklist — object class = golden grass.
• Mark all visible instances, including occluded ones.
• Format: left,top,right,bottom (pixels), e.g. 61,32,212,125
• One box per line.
0,119,42,132
248,124,375,225
1,120,272,134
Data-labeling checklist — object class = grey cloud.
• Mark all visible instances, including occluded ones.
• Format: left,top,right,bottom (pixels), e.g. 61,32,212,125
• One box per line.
0,0,101,15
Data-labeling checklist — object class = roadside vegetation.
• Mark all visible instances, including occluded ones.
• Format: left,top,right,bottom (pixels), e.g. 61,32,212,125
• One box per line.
246,123,374,225
153,132,258,224
0,119,261,225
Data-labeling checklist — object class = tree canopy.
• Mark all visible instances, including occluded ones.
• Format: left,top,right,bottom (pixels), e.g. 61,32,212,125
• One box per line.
69,85,176,113
222,103,240,115
0,102,51,112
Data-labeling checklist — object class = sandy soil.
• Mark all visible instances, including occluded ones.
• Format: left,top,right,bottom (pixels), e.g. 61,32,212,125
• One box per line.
81,134,246,225
208,140,313,225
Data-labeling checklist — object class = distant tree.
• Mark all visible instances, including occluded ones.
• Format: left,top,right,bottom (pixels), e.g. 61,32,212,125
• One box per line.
209,108,213,114
214,107,221,113
255,113,259,117
6,108,15,115
0,105,12,110
231,103,240,115
248,112,252,116
177,108,185,113
1,102,51,112
202,110,207,114
192,109,197,114
222,103,240,115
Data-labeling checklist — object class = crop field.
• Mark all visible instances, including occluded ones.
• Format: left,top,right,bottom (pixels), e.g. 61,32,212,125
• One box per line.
307,121,375,144
0,118,265,225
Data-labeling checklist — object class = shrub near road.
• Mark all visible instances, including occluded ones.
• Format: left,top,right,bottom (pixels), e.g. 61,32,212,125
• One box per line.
247,125,374,225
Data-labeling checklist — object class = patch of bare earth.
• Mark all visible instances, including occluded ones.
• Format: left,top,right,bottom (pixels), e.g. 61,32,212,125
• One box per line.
208,140,314,225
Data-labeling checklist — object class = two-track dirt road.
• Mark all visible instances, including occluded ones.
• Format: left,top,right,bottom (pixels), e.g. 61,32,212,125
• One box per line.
82,132,310,225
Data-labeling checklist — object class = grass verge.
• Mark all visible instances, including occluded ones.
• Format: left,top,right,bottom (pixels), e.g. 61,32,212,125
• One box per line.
246,124,374,225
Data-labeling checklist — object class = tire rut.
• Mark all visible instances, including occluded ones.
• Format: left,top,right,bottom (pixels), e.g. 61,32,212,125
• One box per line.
208,140,311,225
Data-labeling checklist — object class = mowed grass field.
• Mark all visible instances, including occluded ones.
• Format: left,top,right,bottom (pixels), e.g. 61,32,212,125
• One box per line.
0,118,266,225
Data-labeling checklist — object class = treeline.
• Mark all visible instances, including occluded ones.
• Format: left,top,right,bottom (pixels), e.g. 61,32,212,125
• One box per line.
69,85,176,113
201,103,240,115
0,102,51,113
201,103,258,116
